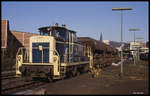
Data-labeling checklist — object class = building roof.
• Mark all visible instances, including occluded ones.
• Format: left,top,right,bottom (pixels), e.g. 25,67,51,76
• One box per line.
11,30,39,35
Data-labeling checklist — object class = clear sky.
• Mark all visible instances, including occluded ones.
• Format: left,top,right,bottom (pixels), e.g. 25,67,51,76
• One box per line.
2,1,149,42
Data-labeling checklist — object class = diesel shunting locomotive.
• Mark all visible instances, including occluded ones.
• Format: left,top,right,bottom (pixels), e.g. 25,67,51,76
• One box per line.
16,23,120,81
16,23,92,80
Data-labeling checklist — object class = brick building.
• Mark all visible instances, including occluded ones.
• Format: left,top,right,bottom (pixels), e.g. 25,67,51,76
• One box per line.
1,20,39,71
1,20,9,55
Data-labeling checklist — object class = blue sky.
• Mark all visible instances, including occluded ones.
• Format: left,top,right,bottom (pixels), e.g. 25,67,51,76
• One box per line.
2,1,149,42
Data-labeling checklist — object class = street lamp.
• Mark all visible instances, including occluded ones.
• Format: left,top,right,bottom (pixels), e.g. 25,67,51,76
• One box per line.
128,28,140,64
128,28,140,44
112,7,132,77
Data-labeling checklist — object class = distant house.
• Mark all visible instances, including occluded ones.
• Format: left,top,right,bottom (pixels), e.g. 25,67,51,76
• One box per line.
103,40,121,48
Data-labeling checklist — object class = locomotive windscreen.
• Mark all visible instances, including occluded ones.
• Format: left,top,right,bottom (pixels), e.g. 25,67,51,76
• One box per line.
32,42,49,63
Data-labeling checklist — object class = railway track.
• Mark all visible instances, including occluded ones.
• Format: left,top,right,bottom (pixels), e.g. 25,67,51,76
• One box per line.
1,70,47,94
2,76,17,80
2,76,26,87
1,70,16,80
1,77,46,94
1,70,16,76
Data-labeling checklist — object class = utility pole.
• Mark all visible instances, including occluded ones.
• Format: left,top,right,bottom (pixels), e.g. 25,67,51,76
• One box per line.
112,7,132,77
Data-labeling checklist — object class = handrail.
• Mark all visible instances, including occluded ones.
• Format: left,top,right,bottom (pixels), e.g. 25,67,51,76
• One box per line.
54,49,60,73
16,47,30,63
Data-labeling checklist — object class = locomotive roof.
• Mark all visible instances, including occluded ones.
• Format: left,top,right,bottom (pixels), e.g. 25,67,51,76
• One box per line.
38,26,76,33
